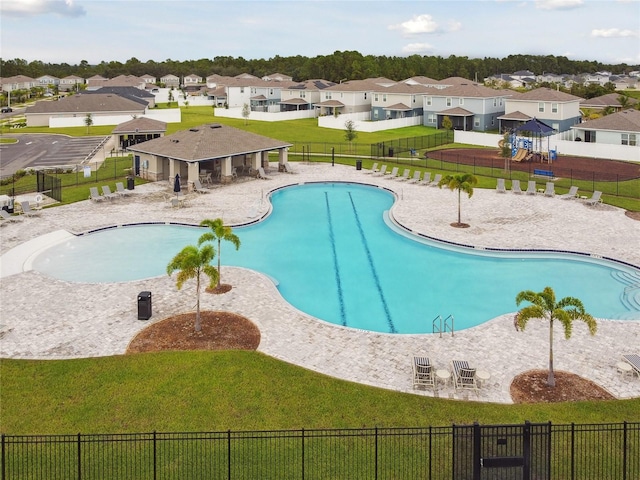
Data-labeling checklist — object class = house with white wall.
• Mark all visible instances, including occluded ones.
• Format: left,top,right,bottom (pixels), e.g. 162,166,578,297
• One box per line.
370,82,431,120
314,78,394,116
500,87,582,133
59,75,84,92
279,79,334,112
571,109,640,147
160,74,180,88
1,75,36,92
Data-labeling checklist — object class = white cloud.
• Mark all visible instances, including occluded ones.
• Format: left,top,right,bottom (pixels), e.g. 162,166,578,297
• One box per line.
535,0,584,10
1,0,85,17
401,43,434,54
389,14,440,35
591,28,639,38
447,20,462,32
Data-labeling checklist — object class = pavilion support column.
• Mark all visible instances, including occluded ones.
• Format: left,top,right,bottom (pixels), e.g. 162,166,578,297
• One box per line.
187,162,200,192
250,152,261,177
278,148,288,172
168,159,180,187
220,156,233,184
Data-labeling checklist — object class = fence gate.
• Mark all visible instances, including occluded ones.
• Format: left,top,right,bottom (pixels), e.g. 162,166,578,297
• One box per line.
36,171,61,202
453,421,550,480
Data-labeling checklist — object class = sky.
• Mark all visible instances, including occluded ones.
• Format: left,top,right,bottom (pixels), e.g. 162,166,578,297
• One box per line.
1,0,639,66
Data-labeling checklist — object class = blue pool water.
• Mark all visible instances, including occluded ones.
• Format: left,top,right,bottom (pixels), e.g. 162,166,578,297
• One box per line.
32,182,640,333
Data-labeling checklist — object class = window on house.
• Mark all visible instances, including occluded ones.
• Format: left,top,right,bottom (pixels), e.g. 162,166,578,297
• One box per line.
474,119,480,127
446,98,452,107
412,95,416,104
427,113,436,124
383,94,387,102
240,87,244,93
622,133,637,146
493,98,497,107
500,98,503,106
538,102,545,113
426,97,432,106
459,98,464,105
585,131,596,143
326,92,332,100
364,92,367,100
552,103,558,113
374,94,378,101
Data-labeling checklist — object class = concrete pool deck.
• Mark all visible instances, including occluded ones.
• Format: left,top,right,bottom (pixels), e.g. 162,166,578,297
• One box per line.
1,162,639,403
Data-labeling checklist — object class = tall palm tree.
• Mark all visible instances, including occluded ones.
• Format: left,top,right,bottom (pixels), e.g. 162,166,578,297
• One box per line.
198,218,241,289
166,244,219,332
515,286,597,387
437,173,478,226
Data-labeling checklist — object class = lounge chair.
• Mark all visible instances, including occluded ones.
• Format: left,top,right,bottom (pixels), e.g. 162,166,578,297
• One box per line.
101,185,118,200
525,180,537,195
418,172,432,186
283,162,296,174
430,173,442,186
543,182,555,197
193,178,210,193
621,354,640,379
451,360,479,395
584,190,602,206
89,187,104,202
511,179,523,194
372,165,387,177
115,182,131,197
257,167,269,180
496,178,506,193
0,209,22,223
19,201,40,217
407,171,422,184
412,356,435,391
385,166,399,179
366,162,379,174
560,185,579,200
395,168,411,181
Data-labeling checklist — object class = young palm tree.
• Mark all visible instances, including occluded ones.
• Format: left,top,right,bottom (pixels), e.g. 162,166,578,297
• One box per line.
166,244,219,332
515,286,597,387
437,173,478,226
198,218,241,289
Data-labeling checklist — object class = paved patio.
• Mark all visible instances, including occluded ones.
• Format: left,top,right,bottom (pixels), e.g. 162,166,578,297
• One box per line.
1,162,639,403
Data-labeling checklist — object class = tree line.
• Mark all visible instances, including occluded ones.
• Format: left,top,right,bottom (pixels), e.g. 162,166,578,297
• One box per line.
1,51,637,83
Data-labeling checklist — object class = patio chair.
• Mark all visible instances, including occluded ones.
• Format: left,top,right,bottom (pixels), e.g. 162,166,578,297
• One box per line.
584,190,602,206
366,162,379,174
89,187,104,202
560,185,579,200
257,167,269,180
621,354,640,379
496,178,507,193
511,179,523,194
407,171,422,184
193,179,210,193
430,173,442,186
412,356,435,391
385,166,399,179
115,182,131,197
101,185,118,200
543,182,555,197
395,168,411,181
372,165,387,177
0,209,22,223
418,172,432,186
19,201,40,217
283,162,296,174
525,180,537,195
451,360,479,395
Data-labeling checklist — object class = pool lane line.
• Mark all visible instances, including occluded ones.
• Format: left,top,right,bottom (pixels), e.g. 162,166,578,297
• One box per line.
347,192,396,333
324,192,347,326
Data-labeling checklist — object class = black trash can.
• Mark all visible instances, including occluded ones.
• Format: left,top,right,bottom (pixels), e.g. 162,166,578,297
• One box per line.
137,291,152,320
356,160,362,170
127,176,135,190
388,147,394,157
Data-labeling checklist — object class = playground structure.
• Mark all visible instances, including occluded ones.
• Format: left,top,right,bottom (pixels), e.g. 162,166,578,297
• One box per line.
501,118,557,164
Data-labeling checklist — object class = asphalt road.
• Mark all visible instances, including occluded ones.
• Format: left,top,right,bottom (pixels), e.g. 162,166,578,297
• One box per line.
0,134,107,177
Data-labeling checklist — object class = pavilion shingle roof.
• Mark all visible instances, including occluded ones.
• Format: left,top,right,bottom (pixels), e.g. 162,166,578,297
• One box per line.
112,118,167,134
126,124,292,162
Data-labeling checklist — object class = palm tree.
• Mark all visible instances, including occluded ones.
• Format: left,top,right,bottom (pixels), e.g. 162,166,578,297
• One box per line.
198,218,241,289
437,173,478,226
166,244,219,332
515,286,597,387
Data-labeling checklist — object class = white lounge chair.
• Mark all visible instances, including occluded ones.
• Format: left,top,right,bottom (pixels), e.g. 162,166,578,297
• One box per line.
257,167,269,179
193,178,210,193
385,166,399,179
560,185,579,200
419,172,432,186
622,354,640,379
115,182,131,197
101,185,118,200
496,178,506,193
412,356,435,391
395,168,411,181
407,171,422,184
584,190,602,206
525,180,537,195
283,161,296,174
89,187,104,202
372,165,387,177
543,182,555,197
19,201,40,217
511,179,523,194
430,173,442,186
366,162,379,174
451,360,479,395
0,209,22,223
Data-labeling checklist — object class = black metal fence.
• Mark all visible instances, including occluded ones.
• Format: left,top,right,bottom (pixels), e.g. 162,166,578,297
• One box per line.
2,422,638,479
370,130,454,158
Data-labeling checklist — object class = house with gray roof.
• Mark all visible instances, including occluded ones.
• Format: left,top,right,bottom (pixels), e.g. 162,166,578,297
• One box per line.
59,75,84,92
370,82,432,121
279,79,335,112
580,93,638,113
126,123,292,186
1,75,36,92
313,78,395,116
571,109,640,147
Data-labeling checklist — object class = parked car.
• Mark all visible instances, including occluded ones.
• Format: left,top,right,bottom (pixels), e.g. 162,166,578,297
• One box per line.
1,107,13,113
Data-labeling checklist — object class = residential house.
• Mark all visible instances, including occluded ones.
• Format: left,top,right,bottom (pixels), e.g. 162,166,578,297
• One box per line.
101,75,146,90
140,74,157,85
371,82,431,120
262,73,293,82
279,79,335,112
35,75,60,90
1,75,36,92
86,74,108,90
160,74,180,88
422,82,511,131
59,75,84,92
183,74,203,86
314,78,394,116
401,76,443,88
582,72,612,87
580,93,638,113
499,87,582,133
571,109,640,146
85,86,156,108
250,79,296,112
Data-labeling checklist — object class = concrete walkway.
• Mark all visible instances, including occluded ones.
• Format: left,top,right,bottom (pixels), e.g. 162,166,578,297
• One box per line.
1,162,639,403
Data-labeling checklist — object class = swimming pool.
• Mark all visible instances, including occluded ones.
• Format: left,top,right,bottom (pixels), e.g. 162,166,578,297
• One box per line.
31,182,640,333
